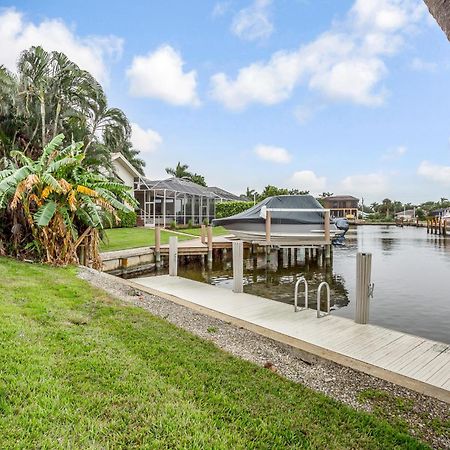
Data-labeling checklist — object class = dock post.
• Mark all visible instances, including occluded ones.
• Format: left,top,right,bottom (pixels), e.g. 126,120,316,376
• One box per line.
207,225,213,264
155,226,161,268
324,210,331,244
232,241,244,293
325,244,331,261
265,210,271,244
317,247,323,267
169,236,178,276
355,252,372,324
200,224,206,244
282,248,289,268
444,220,447,237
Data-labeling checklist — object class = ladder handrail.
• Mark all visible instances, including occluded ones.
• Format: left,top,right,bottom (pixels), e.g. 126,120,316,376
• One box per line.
294,277,308,312
317,281,330,318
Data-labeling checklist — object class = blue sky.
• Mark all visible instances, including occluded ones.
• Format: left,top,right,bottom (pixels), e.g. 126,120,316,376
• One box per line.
1,0,450,203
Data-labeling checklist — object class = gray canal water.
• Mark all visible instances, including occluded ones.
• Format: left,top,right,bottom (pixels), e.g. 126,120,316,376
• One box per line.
142,226,450,344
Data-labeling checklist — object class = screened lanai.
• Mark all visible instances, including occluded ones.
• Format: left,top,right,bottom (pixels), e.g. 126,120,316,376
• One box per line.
134,177,222,227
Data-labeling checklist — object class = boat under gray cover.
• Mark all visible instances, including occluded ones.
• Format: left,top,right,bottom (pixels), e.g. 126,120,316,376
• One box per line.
212,195,345,243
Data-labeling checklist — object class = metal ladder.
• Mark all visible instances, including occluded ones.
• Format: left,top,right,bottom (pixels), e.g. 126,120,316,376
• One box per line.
294,277,331,318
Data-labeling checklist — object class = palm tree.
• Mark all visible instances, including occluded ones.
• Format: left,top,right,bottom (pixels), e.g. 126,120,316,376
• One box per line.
423,1,450,41
0,134,136,266
190,173,206,187
165,162,191,178
0,46,144,173
245,187,255,198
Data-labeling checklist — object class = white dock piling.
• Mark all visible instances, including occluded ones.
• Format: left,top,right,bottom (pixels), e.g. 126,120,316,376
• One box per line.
232,240,244,293
169,236,178,276
155,226,161,267
207,225,213,264
355,252,372,324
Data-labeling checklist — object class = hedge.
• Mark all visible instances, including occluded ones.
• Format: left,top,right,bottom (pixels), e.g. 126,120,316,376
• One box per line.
215,201,253,219
115,210,137,228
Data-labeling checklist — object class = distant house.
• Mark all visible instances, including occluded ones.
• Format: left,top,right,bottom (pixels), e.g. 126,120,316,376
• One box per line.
111,153,141,191
322,195,359,218
134,176,244,227
395,209,415,220
431,207,450,218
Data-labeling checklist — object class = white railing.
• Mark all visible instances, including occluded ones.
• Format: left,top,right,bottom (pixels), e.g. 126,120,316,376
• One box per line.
294,278,331,318
294,277,308,312
316,281,330,318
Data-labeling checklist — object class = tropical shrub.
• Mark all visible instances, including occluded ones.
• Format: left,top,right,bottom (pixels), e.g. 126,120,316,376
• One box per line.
0,134,137,266
114,210,137,228
216,201,253,219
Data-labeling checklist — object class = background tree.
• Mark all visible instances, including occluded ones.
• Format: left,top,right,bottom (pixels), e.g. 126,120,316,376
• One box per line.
423,0,450,41
245,187,256,198
258,185,289,201
165,162,207,186
289,188,310,195
165,162,191,178
0,46,144,174
189,173,206,187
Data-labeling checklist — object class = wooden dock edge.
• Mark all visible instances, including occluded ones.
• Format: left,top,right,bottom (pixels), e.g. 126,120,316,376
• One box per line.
95,272,450,404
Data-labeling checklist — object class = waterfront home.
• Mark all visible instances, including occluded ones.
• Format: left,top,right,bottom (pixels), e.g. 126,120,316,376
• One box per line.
395,209,415,221
322,195,359,219
133,176,243,227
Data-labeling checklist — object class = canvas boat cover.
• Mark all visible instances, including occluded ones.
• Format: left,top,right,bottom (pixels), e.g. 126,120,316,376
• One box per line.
213,195,325,226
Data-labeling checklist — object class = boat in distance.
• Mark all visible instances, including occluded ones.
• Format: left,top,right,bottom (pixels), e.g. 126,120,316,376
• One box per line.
212,195,349,244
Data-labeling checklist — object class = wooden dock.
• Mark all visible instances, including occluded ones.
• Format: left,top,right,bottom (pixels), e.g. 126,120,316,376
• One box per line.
128,275,450,403
426,218,448,236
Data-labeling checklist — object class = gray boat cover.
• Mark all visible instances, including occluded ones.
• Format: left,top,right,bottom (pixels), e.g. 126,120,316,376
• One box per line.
212,195,325,226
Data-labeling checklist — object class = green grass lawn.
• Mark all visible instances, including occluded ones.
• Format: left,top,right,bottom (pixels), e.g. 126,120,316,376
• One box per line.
100,227,194,252
0,257,429,449
180,226,229,237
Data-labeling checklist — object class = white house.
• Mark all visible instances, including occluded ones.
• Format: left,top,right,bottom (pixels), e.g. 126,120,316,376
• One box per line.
395,209,416,220
111,153,140,192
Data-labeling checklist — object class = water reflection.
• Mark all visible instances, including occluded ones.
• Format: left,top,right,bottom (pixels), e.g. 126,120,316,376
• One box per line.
178,248,350,312
141,225,450,344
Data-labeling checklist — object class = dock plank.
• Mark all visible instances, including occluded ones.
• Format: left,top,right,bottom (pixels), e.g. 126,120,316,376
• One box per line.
130,275,450,403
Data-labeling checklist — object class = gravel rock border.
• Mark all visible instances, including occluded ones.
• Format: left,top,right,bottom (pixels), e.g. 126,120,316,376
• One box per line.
79,267,449,449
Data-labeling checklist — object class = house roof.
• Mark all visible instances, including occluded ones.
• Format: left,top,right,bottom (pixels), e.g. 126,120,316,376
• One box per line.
323,195,359,201
135,177,218,198
111,152,141,178
134,177,246,201
208,186,243,201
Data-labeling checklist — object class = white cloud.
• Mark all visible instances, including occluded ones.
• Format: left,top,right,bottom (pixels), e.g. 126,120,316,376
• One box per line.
410,57,437,72
0,8,122,83
212,2,230,18
382,145,407,160
417,161,450,185
294,105,314,125
127,45,199,106
290,170,327,193
254,144,292,163
231,0,274,41
130,122,162,153
211,0,427,110
340,173,388,195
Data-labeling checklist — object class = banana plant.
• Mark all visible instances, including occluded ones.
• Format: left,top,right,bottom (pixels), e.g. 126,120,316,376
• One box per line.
0,133,137,266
